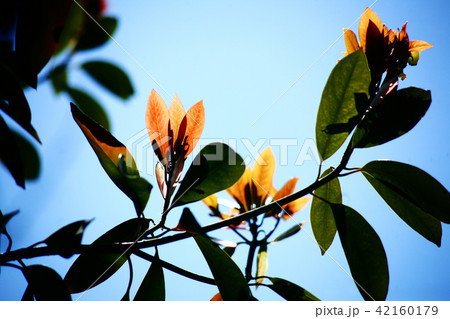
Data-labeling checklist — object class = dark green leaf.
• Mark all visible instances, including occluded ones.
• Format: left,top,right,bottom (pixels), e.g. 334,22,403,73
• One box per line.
272,222,305,243
49,64,68,94
75,16,118,51
267,277,320,301
13,131,40,180
256,242,268,286
23,265,71,300
134,257,165,301
71,103,152,216
361,160,448,245
223,246,236,257
44,219,93,258
331,204,389,301
310,168,341,255
0,63,40,142
353,88,431,148
82,61,134,100
64,218,150,294
67,87,110,131
0,210,19,234
173,143,245,206
315,49,370,160
0,115,25,187
54,2,85,54
194,234,253,300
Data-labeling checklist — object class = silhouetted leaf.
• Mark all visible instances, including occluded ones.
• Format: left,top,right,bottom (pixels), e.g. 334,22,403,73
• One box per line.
361,160,448,246
75,16,117,51
267,277,320,301
194,234,253,300
12,131,40,181
23,265,71,300
134,257,165,301
21,286,34,301
353,88,431,148
14,0,72,87
256,242,268,286
0,210,19,234
173,143,245,206
315,49,370,160
49,64,68,94
64,218,150,294
0,63,40,142
71,103,152,216
67,87,110,130
54,1,84,54
310,168,341,255
82,61,134,100
272,222,306,243
0,115,24,187
44,219,93,258
331,204,389,301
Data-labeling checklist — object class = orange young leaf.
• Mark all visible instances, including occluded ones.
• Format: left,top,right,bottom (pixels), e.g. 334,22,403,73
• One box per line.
358,7,383,52
168,94,186,149
252,147,275,206
210,292,223,301
281,197,311,220
155,162,167,199
183,100,205,158
409,40,433,53
343,29,360,55
227,167,253,212
202,194,218,211
267,177,299,216
146,89,169,160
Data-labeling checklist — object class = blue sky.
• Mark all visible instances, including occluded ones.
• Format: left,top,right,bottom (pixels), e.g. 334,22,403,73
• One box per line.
1,0,449,300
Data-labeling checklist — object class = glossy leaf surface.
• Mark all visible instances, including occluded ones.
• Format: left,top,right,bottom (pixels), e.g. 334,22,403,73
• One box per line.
23,265,71,301
353,88,431,148
311,168,341,255
82,61,134,100
173,143,245,206
331,204,389,301
267,277,320,301
361,160,448,246
71,103,152,216
44,219,93,258
64,218,150,293
315,49,370,160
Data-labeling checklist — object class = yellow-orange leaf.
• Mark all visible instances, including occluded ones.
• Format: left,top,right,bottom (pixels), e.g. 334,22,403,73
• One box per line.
268,177,299,216
155,162,167,199
343,29,359,55
227,167,252,212
202,194,218,210
252,147,275,206
282,196,311,220
409,40,433,53
146,89,169,159
359,7,383,52
183,100,205,158
169,94,186,148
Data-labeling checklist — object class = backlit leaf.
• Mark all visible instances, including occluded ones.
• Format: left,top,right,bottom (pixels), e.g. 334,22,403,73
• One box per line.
256,242,268,286
315,49,370,160
311,168,341,255
331,204,389,301
183,100,205,158
358,7,384,52
267,277,320,301
227,167,252,212
168,94,186,148
352,87,431,148
64,218,150,293
23,265,71,301
173,143,245,206
71,103,152,216
272,222,306,243
252,147,275,206
44,219,93,258
134,257,165,301
81,61,134,100
361,160,449,246
146,89,169,160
